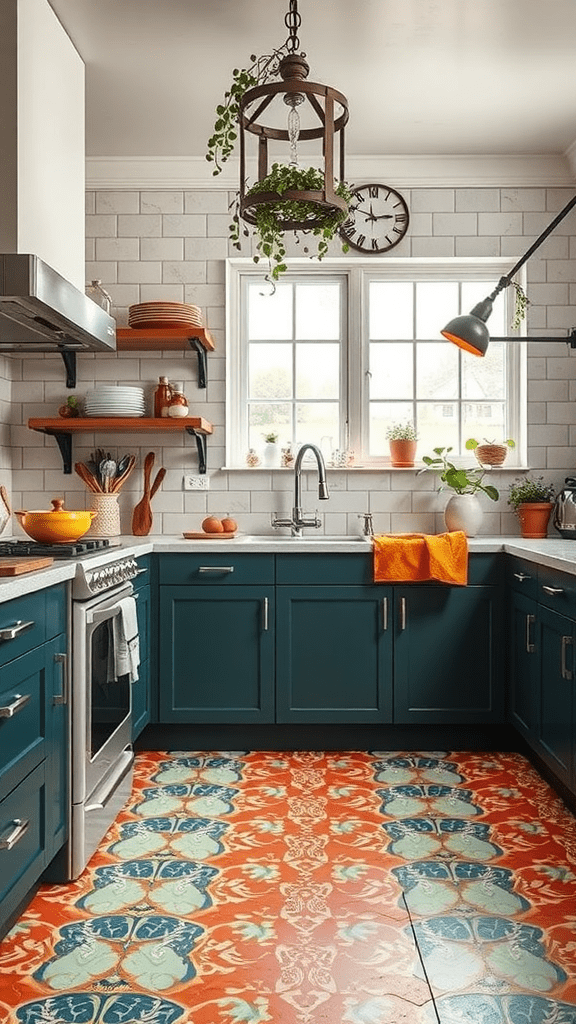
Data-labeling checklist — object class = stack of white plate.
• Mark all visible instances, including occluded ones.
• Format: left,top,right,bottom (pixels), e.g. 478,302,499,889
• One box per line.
128,301,204,329
84,386,146,417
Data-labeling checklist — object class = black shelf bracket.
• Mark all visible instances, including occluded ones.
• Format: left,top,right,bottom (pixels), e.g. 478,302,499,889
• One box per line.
59,350,77,389
188,336,207,388
186,426,207,474
46,431,73,474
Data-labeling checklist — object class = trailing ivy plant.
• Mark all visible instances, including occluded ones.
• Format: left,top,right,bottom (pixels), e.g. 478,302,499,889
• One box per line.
510,280,530,330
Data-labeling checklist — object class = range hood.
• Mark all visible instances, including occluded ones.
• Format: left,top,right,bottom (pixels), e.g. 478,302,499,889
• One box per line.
0,254,116,352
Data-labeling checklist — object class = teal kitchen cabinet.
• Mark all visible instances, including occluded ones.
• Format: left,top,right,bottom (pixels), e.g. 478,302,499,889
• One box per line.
536,605,574,789
506,557,539,743
132,557,151,740
158,554,276,723
0,583,68,939
275,585,393,723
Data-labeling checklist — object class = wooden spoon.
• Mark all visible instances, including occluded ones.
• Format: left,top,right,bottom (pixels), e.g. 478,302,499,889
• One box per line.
131,451,155,536
74,462,102,493
150,466,166,499
111,454,136,493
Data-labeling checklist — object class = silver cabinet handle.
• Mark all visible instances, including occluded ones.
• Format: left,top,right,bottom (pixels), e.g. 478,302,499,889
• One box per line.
0,693,31,718
526,613,536,654
0,818,29,850
400,596,406,631
198,566,235,574
0,619,34,642
262,597,269,631
513,572,531,582
53,652,68,706
561,635,573,680
134,567,148,576
382,597,388,631
543,586,564,596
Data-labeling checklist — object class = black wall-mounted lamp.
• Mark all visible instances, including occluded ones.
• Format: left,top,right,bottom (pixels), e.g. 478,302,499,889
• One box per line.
441,193,576,356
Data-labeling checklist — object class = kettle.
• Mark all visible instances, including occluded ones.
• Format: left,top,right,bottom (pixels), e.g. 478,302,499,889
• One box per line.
553,477,576,537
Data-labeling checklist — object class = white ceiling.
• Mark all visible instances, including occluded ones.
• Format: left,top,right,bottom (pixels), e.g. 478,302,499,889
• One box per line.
49,0,576,162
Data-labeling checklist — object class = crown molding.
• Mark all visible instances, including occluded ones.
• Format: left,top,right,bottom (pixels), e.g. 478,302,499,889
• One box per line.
86,153,576,191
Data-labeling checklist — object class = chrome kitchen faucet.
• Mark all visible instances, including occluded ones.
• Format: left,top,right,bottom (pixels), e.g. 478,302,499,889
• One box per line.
272,443,330,537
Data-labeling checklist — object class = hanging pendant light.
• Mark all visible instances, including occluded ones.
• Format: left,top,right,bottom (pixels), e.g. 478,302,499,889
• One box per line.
238,0,349,231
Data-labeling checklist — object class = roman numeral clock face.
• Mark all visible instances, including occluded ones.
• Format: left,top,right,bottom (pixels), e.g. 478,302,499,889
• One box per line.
339,184,409,253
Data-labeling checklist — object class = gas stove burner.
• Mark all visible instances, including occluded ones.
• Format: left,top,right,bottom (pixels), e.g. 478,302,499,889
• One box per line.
0,538,114,558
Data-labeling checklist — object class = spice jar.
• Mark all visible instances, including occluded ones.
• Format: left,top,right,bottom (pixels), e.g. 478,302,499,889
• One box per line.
167,389,189,417
154,376,172,417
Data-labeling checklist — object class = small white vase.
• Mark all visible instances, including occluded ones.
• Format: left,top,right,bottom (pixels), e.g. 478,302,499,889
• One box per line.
262,442,280,468
444,493,483,537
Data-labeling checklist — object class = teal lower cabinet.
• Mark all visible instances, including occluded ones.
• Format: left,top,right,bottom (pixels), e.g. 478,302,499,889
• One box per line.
536,605,574,789
159,585,275,723
45,634,69,863
508,590,539,742
275,586,393,723
393,584,505,724
132,571,151,741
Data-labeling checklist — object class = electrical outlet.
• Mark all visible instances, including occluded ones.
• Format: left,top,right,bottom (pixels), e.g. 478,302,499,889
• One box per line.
183,475,209,490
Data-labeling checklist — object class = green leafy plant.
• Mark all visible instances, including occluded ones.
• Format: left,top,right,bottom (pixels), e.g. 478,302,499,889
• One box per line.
507,475,555,510
420,447,499,500
263,432,279,444
510,281,530,330
206,52,285,174
465,438,515,451
386,421,417,441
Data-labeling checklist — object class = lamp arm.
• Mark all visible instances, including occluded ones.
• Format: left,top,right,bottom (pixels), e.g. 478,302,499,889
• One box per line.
502,192,576,286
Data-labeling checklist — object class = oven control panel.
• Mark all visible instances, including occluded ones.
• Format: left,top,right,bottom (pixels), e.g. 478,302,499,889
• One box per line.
73,557,145,599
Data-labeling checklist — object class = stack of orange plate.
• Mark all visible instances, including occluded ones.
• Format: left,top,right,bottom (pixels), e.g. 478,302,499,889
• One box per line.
128,301,204,330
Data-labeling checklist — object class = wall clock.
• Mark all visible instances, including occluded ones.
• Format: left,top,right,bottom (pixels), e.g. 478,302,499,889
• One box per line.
339,184,409,253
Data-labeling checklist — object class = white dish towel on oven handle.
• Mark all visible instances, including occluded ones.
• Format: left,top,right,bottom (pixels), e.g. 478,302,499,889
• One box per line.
112,595,140,683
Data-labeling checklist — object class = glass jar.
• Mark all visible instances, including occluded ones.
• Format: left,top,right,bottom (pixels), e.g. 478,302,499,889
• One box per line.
167,389,189,418
85,279,112,314
154,376,172,417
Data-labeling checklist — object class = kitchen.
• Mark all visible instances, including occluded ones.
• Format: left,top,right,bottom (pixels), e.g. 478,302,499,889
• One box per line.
1,1,576,1021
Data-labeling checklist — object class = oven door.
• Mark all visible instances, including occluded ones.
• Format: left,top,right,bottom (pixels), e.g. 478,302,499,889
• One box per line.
72,582,135,804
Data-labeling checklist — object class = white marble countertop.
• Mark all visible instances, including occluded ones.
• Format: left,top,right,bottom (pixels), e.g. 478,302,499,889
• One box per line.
1,533,576,604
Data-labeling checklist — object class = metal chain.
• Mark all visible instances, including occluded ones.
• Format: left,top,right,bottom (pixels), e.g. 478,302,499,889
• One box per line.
284,0,301,52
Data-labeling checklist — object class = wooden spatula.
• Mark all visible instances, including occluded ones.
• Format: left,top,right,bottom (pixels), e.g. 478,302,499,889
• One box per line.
150,467,166,499
131,452,155,536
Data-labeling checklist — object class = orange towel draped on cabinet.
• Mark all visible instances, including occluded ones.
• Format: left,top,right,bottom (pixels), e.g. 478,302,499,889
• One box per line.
372,530,468,585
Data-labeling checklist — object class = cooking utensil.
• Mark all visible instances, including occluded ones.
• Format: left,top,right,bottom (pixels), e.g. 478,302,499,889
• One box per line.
99,456,117,493
150,466,166,499
15,499,97,543
116,454,131,477
74,462,102,493
111,454,136,493
131,452,155,536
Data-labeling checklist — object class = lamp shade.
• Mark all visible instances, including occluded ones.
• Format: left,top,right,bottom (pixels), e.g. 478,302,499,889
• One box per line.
441,294,496,356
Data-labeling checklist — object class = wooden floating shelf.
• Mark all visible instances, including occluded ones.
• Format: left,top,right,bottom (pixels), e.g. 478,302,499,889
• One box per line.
116,327,215,351
28,417,213,435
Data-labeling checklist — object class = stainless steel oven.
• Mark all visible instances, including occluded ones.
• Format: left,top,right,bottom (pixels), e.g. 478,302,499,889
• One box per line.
69,555,145,879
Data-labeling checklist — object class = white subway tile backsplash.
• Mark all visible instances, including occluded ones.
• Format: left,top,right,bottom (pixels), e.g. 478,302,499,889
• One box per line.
86,214,116,238
141,237,184,261
96,192,140,214
96,238,140,261
163,214,206,237
141,191,184,214
456,189,500,213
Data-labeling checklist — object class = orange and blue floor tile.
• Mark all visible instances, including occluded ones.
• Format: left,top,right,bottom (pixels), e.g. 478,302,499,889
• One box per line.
1,750,576,1022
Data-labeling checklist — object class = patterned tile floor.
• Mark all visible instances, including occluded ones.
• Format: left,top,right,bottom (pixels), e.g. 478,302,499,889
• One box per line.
1,750,576,1023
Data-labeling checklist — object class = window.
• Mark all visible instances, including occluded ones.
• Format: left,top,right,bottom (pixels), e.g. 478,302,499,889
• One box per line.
226,259,525,467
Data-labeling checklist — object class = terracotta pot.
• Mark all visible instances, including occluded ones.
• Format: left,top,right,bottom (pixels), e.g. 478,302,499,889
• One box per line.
516,502,554,539
444,494,483,537
389,439,417,468
475,444,508,467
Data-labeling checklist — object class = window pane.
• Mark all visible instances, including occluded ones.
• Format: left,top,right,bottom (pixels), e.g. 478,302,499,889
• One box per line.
417,403,459,454
416,342,459,400
462,341,506,401
295,283,340,339
463,401,506,444
248,283,293,339
295,403,340,448
249,403,291,448
369,282,413,339
296,343,339,399
370,343,413,399
416,282,459,339
249,343,292,399
461,281,506,335
369,402,413,456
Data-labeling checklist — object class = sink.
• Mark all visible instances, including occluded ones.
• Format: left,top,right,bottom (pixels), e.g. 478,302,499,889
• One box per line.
241,535,371,544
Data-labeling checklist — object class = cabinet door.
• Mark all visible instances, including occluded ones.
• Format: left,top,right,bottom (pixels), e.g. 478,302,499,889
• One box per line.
508,590,539,741
536,605,574,789
132,584,151,740
394,585,504,724
45,635,68,862
159,585,275,723
276,586,393,724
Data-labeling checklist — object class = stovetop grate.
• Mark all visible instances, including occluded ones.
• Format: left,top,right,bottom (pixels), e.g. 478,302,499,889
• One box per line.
0,539,113,558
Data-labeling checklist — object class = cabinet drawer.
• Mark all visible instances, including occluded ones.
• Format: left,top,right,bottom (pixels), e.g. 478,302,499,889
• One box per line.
506,556,538,600
537,564,576,616
159,553,274,585
0,645,47,801
0,591,46,668
277,553,372,585
0,761,45,938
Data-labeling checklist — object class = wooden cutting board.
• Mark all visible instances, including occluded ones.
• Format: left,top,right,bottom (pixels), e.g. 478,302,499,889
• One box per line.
0,556,54,576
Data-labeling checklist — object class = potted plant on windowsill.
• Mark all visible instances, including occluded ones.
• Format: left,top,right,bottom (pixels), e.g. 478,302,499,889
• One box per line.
386,421,418,468
420,446,499,537
508,476,556,539
262,431,280,468
465,437,515,467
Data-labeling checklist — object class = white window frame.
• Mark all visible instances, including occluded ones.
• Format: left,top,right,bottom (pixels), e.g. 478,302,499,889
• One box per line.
226,257,526,468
